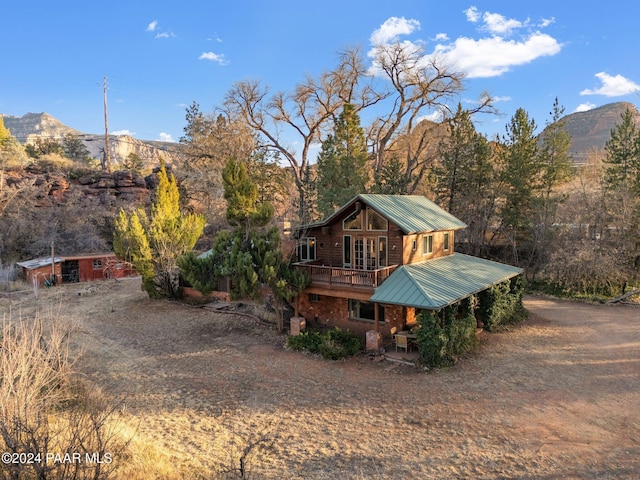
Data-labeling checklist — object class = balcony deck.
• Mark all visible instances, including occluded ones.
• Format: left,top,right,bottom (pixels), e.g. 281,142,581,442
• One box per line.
295,262,397,289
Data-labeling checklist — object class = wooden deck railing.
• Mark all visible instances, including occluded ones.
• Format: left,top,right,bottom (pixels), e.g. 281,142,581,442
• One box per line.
295,263,397,288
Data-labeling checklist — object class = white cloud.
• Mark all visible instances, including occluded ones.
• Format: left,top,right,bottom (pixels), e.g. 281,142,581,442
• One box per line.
435,32,561,78
370,17,420,45
428,8,561,78
146,20,175,38
369,10,561,81
580,72,640,97
112,129,134,136
481,12,525,36
158,132,174,142
539,17,555,28
464,7,481,23
574,102,596,112
199,52,229,65
417,111,444,124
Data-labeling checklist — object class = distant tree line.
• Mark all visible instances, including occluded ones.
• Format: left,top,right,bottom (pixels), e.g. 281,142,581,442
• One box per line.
1,40,639,298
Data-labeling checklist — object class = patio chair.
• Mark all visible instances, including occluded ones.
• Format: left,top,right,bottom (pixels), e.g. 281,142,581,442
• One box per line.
395,333,408,353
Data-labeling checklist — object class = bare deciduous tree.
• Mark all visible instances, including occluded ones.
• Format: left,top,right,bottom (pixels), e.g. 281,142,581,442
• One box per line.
223,47,380,222
367,42,497,194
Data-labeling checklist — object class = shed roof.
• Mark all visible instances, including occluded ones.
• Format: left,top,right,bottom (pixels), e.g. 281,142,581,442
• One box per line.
370,253,523,310
302,194,467,234
16,257,64,270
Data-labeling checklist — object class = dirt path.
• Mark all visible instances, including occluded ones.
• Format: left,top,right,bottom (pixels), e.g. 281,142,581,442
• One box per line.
2,279,639,479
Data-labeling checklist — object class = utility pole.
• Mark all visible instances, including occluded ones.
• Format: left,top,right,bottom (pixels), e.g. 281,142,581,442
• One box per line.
103,76,111,173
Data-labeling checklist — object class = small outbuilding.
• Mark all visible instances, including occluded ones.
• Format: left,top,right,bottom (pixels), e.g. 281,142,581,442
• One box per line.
59,253,136,283
16,256,64,286
17,253,136,286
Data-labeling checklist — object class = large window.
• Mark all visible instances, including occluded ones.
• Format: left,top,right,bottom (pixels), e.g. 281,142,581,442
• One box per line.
298,237,316,262
348,299,385,323
343,235,352,267
366,208,388,231
423,234,433,255
343,210,363,230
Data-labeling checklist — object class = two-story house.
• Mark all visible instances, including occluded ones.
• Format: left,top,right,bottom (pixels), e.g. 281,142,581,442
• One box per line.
293,194,522,349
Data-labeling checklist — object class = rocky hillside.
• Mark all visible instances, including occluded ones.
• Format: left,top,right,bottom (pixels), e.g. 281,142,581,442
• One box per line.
543,102,640,165
5,103,638,170
0,112,183,168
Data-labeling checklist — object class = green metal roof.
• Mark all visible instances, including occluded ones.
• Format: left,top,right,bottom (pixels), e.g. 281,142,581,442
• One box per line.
370,253,523,310
300,194,467,234
358,194,466,233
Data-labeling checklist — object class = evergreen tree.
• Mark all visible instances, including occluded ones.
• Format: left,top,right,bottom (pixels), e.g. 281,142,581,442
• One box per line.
222,157,274,239
0,118,27,167
122,153,144,173
316,104,369,218
604,106,640,193
600,106,640,285
62,133,92,162
498,108,540,264
372,156,410,195
114,161,205,298
433,105,496,255
0,118,10,146
528,98,574,278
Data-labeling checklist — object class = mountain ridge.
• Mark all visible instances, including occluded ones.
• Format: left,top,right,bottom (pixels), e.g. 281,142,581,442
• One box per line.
0,112,182,167
3,102,639,167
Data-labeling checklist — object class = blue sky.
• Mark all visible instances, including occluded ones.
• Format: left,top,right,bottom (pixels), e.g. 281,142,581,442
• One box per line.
2,0,639,148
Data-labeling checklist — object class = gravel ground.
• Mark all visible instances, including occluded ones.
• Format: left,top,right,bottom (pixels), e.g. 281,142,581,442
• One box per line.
3,277,639,479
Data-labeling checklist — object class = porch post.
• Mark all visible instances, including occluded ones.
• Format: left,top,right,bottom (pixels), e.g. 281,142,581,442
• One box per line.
374,302,380,333
366,302,383,353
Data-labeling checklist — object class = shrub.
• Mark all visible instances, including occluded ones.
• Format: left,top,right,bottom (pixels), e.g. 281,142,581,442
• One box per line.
0,312,128,480
287,330,323,353
416,311,449,367
478,274,527,331
287,327,361,360
416,296,478,368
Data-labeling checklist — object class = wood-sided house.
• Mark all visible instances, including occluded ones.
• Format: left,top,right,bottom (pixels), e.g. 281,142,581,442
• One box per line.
293,194,522,349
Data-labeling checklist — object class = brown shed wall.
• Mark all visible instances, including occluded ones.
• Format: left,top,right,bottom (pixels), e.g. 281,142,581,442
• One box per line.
21,263,62,287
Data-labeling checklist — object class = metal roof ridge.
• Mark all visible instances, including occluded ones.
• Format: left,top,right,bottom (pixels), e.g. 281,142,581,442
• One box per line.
396,263,439,307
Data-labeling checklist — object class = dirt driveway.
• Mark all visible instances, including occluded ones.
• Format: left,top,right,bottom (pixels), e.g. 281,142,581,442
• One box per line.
3,278,639,479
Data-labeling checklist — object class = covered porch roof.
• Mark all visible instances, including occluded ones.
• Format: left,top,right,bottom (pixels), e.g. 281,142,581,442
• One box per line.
369,253,523,310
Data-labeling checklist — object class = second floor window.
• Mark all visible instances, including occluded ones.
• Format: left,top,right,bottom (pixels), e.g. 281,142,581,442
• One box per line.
298,237,316,262
423,234,433,255
343,210,363,230
443,232,450,251
366,208,388,231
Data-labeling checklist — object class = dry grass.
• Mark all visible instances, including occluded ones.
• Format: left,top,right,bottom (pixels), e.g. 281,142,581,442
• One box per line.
1,278,638,479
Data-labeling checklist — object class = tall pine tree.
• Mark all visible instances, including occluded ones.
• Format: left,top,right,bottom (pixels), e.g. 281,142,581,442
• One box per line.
433,105,496,255
316,104,369,218
604,106,640,193
498,108,540,265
